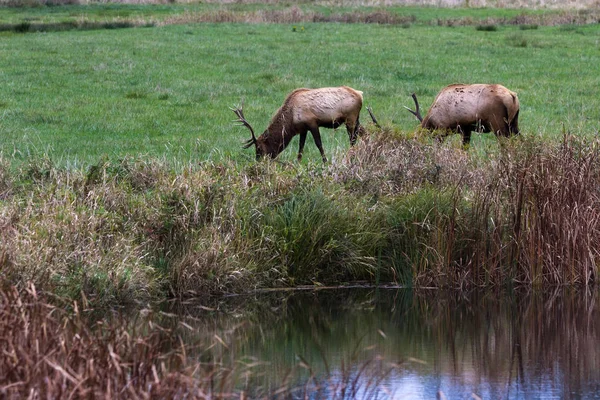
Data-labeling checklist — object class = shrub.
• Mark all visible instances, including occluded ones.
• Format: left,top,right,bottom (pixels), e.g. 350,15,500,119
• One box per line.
476,24,498,32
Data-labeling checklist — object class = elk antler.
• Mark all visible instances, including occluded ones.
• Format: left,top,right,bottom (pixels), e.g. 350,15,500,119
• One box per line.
367,106,381,129
403,93,423,123
230,103,257,149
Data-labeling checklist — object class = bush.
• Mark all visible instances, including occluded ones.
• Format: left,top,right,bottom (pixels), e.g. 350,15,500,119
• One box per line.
476,24,498,32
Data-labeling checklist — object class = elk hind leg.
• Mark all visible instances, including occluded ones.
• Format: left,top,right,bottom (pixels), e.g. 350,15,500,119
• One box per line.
345,117,362,146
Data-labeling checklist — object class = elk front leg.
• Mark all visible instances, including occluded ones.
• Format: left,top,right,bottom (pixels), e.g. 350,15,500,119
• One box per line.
309,127,327,163
297,131,308,161
461,128,472,146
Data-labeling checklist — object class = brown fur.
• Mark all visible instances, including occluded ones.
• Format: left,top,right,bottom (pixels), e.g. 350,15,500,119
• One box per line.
416,84,520,145
250,86,365,162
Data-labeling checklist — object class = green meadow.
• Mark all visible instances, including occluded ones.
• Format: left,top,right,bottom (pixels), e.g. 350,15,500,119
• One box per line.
1,6,599,167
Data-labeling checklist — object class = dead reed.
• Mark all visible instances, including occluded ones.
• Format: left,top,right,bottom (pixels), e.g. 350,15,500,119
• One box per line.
337,130,600,288
7,0,596,8
160,7,416,26
161,6,600,28
2,3,599,34
416,134,600,287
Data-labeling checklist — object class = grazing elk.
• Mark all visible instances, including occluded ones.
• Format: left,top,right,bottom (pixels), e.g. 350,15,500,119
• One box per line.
232,86,365,163
405,84,520,145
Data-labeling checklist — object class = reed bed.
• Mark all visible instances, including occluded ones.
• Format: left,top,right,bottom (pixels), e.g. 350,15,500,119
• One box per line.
434,9,600,26
161,7,600,27
0,132,599,306
160,7,417,26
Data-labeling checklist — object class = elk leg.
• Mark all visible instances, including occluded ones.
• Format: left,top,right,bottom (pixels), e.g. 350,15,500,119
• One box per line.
491,113,512,138
309,127,327,163
297,131,308,161
462,128,472,146
346,118,360,146
509,109,520,136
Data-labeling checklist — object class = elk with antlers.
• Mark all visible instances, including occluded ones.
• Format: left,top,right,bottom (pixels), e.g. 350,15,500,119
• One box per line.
405,84,520,145
232,86,365,162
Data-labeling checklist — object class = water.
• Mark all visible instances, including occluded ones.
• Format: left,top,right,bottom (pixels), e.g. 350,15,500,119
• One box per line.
166,288,600,399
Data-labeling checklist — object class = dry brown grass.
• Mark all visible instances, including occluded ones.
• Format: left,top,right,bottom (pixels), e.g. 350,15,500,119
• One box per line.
412,134,600,287
316,0,600,9
172,0,600,9
481,136,600,285
335,130,600,288
436,9,600,26
160,6,600,27
160,7,416,26
3,0,598,9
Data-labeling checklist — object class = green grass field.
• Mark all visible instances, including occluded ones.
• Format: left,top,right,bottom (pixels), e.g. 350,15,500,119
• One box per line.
1,4,599,167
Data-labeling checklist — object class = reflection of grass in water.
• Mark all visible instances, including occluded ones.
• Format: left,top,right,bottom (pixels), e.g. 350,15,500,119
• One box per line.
190,288,600,398
3,282,599,398
0,284,403,398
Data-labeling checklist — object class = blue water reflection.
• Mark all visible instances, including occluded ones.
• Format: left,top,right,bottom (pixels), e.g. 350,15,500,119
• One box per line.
172,288,600,399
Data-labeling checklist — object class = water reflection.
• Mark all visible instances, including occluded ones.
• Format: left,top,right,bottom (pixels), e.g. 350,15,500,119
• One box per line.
166,288,600,399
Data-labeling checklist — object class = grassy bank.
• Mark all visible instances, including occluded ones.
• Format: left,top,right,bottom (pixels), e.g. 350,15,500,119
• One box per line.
1,131,599,306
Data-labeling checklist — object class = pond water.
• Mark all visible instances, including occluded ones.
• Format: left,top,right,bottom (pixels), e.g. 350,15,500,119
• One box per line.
167,288,600,399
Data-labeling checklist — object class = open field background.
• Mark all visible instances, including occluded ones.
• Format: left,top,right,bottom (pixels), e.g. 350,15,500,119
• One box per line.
0,5,599,167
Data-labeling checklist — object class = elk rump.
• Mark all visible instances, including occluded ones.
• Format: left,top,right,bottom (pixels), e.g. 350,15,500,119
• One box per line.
406,84,520,145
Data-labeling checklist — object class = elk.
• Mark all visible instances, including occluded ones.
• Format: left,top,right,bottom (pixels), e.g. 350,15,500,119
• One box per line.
405,84,520,145
232,86,365,163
